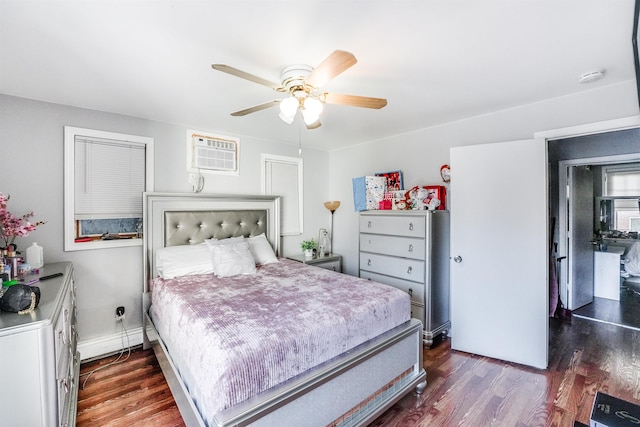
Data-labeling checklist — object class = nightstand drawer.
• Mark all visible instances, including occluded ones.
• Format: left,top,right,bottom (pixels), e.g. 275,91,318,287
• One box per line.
411,302,425,325
286,254,342,273
316,260,341,272
360,214,426,237
359,234,425,260
359,253,425,283
359,270,425,305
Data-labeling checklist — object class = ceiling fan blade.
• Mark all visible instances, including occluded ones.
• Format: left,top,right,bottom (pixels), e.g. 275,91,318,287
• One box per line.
230,100,281,116
321,92,388,109
212,64,284,92
305,50,357,89
306,119,321,130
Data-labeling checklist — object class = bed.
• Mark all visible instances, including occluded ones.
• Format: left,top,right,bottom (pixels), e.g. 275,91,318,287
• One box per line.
142,192,426,427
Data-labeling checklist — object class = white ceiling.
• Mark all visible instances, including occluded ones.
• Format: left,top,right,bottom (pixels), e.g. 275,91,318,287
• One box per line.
1,0,637,151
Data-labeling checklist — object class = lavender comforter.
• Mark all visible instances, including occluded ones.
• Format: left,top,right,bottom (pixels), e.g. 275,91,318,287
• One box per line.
150,258,410,424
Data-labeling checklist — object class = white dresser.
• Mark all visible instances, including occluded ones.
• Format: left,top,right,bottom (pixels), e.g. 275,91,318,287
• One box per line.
0,262,79,426
359,211,450,346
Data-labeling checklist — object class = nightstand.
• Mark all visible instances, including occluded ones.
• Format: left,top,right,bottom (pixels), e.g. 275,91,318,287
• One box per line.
286,253,342,273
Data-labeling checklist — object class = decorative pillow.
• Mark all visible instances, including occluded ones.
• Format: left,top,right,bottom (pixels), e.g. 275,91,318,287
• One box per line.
247,233,278,265
206,238,257,277
155,243,213,279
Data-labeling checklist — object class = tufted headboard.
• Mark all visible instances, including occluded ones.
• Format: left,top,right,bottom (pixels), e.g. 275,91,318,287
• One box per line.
143,192,281,292
163,210,268,246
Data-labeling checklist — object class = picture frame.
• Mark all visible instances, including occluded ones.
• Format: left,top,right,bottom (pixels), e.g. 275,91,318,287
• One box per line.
375,170,403,191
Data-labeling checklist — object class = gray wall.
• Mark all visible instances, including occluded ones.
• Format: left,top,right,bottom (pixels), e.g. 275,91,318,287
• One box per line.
1,76,638,355
328,80,639,276
0,94,329,347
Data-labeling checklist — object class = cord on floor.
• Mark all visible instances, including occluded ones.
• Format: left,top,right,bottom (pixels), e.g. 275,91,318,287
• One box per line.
80,319,131,390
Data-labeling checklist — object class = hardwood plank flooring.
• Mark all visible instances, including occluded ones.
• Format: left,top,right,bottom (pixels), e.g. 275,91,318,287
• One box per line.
77,317,640,426
572,288,640,331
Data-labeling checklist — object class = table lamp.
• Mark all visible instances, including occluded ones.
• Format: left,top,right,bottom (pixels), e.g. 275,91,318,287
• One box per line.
324,201,340,255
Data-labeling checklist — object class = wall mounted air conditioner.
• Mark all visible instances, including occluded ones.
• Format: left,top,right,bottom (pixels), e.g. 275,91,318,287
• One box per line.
188,131,239,174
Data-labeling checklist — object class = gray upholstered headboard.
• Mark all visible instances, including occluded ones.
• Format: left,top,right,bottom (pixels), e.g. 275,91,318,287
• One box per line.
163,210,268,246
143,193,281,292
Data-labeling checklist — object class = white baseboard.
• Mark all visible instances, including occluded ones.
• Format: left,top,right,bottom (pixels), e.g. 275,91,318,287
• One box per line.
78,326,143,361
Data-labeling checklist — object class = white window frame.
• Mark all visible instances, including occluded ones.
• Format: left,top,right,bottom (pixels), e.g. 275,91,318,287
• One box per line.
261,154,303,236
64,126,154,251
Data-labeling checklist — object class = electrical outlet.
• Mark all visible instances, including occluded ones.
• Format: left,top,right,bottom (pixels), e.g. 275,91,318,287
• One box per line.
115,306,125,321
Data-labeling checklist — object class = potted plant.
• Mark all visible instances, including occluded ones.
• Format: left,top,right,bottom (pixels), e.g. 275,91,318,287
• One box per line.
300,238,317,258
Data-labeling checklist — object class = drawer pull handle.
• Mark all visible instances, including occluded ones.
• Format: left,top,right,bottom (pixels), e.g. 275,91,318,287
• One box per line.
409,223,414,231
367,221,372,228
408,244,413,252
367,259,372,266
407,266,413,274
408,288,413,297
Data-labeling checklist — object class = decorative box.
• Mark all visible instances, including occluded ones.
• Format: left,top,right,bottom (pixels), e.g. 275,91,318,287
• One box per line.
590,392,640,426
425,185,447,210
352,176,387,211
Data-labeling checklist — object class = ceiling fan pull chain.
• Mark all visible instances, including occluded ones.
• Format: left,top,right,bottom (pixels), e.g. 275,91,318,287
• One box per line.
298,119,302,155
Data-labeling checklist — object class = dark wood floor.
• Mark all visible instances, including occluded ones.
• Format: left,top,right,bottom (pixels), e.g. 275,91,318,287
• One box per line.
77,316,640,426
572,287,640,331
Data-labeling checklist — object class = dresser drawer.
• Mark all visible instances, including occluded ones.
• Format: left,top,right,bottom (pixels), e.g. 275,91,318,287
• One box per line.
360,253,425,283
54,291,73,380
360,270,426,305
359,234,425,260
360,214,426,237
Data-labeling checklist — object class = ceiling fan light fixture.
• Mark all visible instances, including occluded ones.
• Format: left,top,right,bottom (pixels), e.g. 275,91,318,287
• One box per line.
279,111,295,124
302,109,320,126
279,96,298,123
303,96,323,116
280,96,298,115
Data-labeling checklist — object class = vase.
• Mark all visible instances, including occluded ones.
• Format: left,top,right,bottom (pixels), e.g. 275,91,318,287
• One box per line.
304,249,314,258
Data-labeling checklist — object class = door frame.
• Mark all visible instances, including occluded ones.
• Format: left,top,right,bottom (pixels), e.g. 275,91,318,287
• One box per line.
537,115,640,311
558,154,640,310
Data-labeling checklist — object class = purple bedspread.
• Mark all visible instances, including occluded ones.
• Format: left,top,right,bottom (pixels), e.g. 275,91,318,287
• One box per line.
150,258,410,424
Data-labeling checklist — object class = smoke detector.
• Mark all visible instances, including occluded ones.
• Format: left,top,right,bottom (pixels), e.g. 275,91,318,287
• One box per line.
578,69,606,84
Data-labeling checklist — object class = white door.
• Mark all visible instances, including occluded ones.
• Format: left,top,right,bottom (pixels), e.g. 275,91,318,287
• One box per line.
568,165,595,310
450,138,548,369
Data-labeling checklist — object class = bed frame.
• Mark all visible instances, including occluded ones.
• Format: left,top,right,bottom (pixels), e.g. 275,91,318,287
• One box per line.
142,192,427,427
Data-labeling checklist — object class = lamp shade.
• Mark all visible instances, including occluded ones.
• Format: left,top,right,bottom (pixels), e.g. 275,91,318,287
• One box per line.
279,97,298,123
304,97,323,116
324,200,341,212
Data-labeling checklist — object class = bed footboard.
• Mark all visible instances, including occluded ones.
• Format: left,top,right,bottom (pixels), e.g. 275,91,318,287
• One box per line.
144,308,425,427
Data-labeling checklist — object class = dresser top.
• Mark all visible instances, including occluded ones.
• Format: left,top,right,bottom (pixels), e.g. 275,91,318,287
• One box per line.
0,262,73,334
360,210,448,216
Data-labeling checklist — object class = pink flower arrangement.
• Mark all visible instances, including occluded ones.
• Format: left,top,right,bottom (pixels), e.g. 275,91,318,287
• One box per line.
0,193,45,249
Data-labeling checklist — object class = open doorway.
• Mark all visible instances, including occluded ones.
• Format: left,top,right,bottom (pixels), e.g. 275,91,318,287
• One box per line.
549,129,640,331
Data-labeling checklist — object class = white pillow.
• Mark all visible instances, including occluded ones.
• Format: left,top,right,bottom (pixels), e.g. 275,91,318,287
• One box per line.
205,236,245,246
206,238,257,277
247,233,278,265
155,243,213,279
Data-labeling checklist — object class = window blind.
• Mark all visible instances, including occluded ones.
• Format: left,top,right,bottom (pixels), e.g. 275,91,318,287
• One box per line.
74,136,146,219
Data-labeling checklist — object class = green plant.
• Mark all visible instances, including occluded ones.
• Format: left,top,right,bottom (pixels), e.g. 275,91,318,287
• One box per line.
300,238,317,251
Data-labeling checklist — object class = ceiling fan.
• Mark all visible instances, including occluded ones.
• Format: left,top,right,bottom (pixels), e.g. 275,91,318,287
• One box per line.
211,50,387,129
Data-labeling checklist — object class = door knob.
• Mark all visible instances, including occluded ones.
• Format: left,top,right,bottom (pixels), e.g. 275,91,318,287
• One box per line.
453,255,463,263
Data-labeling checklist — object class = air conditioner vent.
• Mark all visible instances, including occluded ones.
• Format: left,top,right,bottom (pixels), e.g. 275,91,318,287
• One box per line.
190,134,238,172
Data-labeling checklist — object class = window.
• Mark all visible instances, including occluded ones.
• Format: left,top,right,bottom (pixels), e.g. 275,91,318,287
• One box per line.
64,126,154,251
261,154,303,235
604,163,640,196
